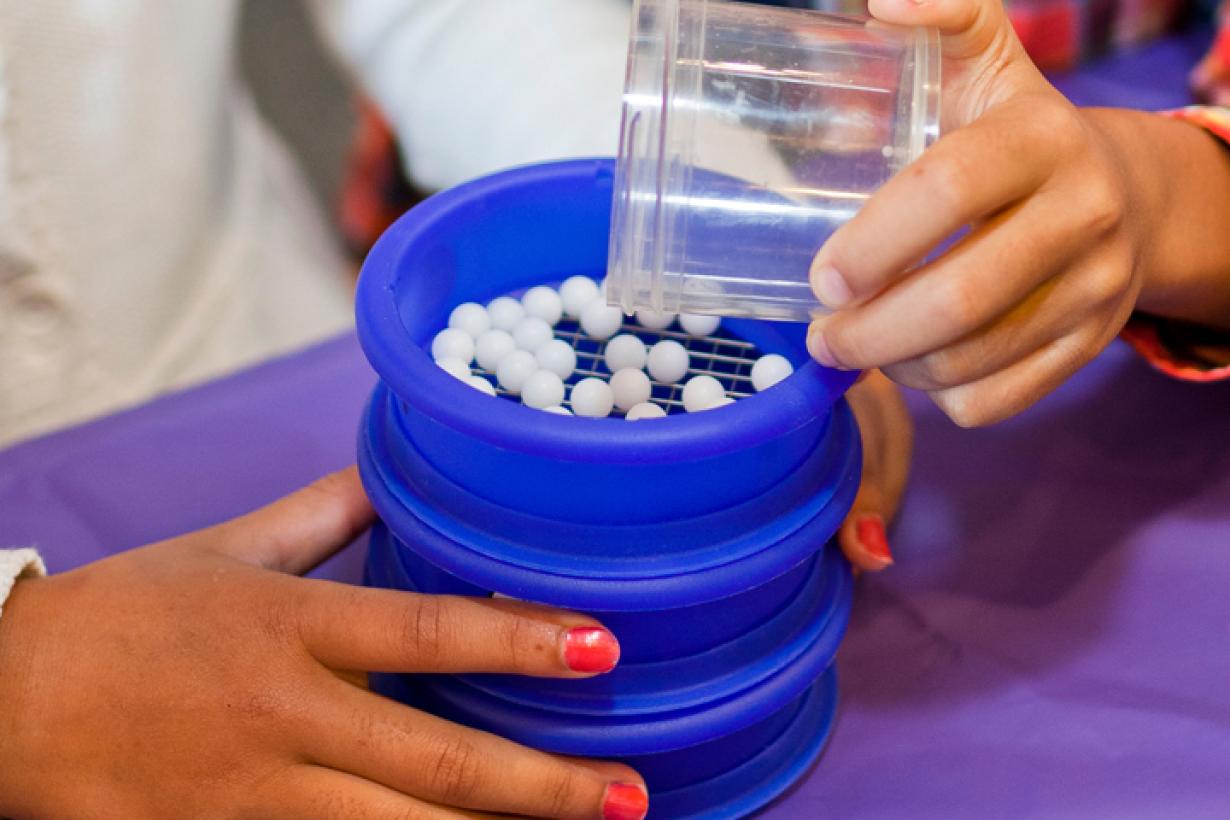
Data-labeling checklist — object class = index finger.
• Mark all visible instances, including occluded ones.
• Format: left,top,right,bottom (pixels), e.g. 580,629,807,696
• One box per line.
809,100,1063,309
295,582,621,678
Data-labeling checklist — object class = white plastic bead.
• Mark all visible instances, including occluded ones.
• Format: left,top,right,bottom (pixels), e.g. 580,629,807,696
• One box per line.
474,329,516,371
513,316,554,352
465,375,496,396
431,328,475,365
635,309,676,331
580,301,624,341
542,405,573,416
521,286,563,326
487,296,526,332
496,349,538,394
609,368,652,412
570,377,615,418
603,334,647,373
535,339,577,380
682,375,727,412
625,402,667,421
646,340,690,384
521,370,566,409
679,313,721,338
436,357,471,381
448,302,491,338
559,275,601,318
751,354,795,392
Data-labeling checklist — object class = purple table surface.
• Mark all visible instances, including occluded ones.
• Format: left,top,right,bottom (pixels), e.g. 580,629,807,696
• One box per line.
3,28,1229,819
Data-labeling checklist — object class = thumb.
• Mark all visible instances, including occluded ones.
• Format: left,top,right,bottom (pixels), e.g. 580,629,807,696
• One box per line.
838,464,895,573
209,466,376,575
837,371,913,573
868,0,1016,61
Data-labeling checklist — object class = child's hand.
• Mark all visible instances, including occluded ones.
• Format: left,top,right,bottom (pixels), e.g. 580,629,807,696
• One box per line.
807,0,1149,426
0,468,647,820
838,370,914,573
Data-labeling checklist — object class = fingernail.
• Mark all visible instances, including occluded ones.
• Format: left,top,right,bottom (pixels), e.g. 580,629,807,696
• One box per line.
812,265,853,308
855,514,893,565
807,326,839,369
603,783,649,820
563,627,620,673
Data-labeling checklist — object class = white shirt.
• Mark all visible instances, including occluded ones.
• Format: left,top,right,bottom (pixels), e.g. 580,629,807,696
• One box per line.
0,0,628,448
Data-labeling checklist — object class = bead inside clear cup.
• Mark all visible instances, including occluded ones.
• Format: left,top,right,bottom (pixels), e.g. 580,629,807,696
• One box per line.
607,0,941,323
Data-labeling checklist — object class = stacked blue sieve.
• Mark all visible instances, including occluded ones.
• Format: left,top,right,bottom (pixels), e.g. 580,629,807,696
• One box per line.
355,160,862,819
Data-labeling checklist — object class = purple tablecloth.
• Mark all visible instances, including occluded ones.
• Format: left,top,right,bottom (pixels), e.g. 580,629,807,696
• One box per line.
3,29,1228,818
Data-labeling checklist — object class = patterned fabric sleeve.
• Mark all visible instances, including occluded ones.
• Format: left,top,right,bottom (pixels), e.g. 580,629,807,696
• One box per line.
1120,104,1230,382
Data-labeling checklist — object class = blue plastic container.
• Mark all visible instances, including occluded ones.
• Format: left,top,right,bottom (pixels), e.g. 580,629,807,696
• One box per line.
354,159,862,818
366,522,852,715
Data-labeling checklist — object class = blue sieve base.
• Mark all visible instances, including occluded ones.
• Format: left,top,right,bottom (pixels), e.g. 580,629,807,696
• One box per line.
367,522,851,717
357,415,861,612
365,383,860,577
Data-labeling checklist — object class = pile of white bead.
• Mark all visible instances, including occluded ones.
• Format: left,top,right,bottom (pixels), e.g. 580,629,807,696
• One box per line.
430,276,795,420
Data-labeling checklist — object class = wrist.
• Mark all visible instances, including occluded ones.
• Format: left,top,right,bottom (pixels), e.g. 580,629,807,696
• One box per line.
1081,107,1230,330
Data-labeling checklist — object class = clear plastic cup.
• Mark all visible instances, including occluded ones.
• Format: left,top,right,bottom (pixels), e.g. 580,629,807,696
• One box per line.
606,0,941,323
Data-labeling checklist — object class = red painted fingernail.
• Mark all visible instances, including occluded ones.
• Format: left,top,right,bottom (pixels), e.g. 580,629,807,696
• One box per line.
807,326,839,368
563,627,620,673
603,782,649,820
855,514,893,565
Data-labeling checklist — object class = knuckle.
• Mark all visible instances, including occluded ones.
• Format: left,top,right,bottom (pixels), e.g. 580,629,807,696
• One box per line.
823,325,867,369
1077,176,1125,237
914,350,967,390
428,734,482,805
932,388,994,429
401,595,446,666
919,154,975,215
1081,263,1129,308
935,278,983,331
502,614,533,671
543,768,584,818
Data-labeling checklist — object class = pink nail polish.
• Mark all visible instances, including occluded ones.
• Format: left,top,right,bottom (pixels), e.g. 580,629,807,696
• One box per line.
813,265,853,308
563,627,620,673
603,783,649,820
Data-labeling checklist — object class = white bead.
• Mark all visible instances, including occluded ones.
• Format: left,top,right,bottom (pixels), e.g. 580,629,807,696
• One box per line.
436,357,471,381
625,402,666,421
603,334,647,373
646,340,690,384
474,329,516,371
635,309,676,331
535,339,577,380
448,302,491,338
496,349,538,394
682,375,727,412
609,368,652,411
559,275,600,318
542,405,573,416
679,313,721,337
512,316,554,352
521,370,566,409
580,301,624,341
751,354,795,392
487,296,525,332
570,377,615,418
431,328,475,364
521,286,563,326
465,375,497,396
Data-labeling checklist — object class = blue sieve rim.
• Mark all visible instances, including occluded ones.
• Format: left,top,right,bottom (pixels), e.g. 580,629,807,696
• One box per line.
354,158,857,465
